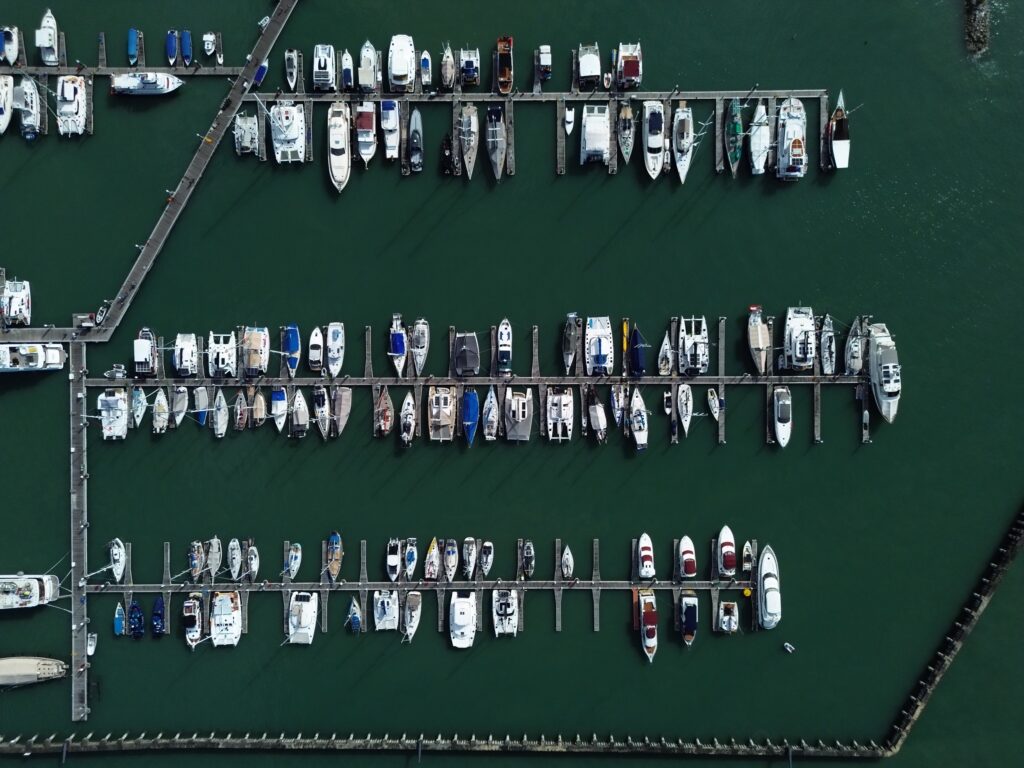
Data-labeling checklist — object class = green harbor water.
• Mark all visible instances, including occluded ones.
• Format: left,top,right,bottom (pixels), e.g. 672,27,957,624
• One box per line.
1,0,1023,765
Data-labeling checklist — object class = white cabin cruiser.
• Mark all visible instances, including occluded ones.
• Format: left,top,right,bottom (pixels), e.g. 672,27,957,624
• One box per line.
16,76,41,141
868,323,901,423
783,307,816,370
616,42,643,88
387,34,416,93
381,99,400,160
642,101,665,180
326,102,351,192
637,533,655,579
449,591,477,649
209,591,242,647
355,101,377,167
110,72,184,96
492,589,518,637
55,76,86,136
1,278,31,326
773,386,792,448
357,40,380,92
1,26,19,67
0,343,66,372
35,10,58,67
758,545,782,629
270,100,306,163
287,592,319,645
717,525,737,577
172,333,198,376
584,316,614,376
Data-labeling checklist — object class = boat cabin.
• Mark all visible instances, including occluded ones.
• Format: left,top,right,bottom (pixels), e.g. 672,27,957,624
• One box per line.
538,45,552,80
577,43,601,88
312,44,336,91
1,279,31,326
580,104,611,166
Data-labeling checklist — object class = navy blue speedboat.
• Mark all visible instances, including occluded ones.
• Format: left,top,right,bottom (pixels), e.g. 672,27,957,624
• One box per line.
462,388,479,446
282,324,301,377
127,600,145,639
165,29,178,67
629,324,648,377
151,595,166,637
127,28,138,66
181,29,193,66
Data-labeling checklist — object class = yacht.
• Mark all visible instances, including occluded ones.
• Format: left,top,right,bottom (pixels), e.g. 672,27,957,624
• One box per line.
719,600,739,634
642,101,665,180
289,388,309,438
209,591,242,647
717,525,737,578
562,312,579,373
454,331,480,376
656,331,673,375
387,313,407,376
54,76,86,136
399,391,416,446
270,386,288,432
637,533,655,579
373,589,399,630
405,318,429,376
330,386,352,437
504,388,533,442
340,49,354,90
773,386,792,448
109,538,126,582
357,40,380,92
496,318,512,373
538,44,552,80
677,384,693,436
388,34,416,92
845,316,866,375
308,326,324,373
287,592,319,645
110,72,185,96
458,48,480,86
233,113,259,155
461,537,478,579
486,104,507,179
462,388,479,446
182,593,202,649
2,26,19,66
188,541,206,582
820,314,837,375
35,10,58,67
628,324,648,377
0,574,59,610
678,536,697,578
326,102,351,192
617,100,635,164
202,32,216,60
580,104,611,166
495,36,514,94
759,545,782,629
270,100,306,163
449,591,477,649
586,385,608,443
783,307,816,370
325,322,345,377
241,326,269,377
251,389,266,427
355,101,377,167
409,107,424,172
132,327,158,377
212,388,229,438
402,591,422,643
479,541,494,576
151,388,169,434
584,316,614,376
420,50,431,88
171,333,198,377
0,656,66,687
313,385,331,440
381,99,400,160
427,385,455,441
776,97,808,181
749,99,770,175
616,42,643,88
546,386,574,442
424,538,440,581
227,538,243,581
678,316,709,374
207,331,237,377
98,388,128,440
523,540,536,578
828,91,851,169
868,322,901,423
193,387,209,427
440,44,456,89
282,323,301,377
14,76,40,141
707,388,720,421
681,591,698,646
346,597,362,633
1,277,30,325
626,391,643,450
492,589,518,637
443,539,459,582
577,42,600,88
561,545,574,578
459,104,479,180
747,306,770,375
672,102,694,183
724,98,743,178
181,30,194,66
311,44,336,92
0,343,67,372
638,589,658,663
130,386,146,428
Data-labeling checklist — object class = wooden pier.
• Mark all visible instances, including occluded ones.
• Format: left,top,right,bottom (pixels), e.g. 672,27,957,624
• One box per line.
68,343,90,721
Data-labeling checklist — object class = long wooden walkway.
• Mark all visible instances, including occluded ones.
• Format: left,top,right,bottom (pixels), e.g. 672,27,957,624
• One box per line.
68,344,90,722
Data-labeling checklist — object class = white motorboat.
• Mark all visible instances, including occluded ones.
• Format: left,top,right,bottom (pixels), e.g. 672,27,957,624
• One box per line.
151,388,169,434
0,342,66,372
287,592,319,645
577,42,600,87
672,102,694,183
388,34,416,92
209,591,242,647
325,322,345,377
678,536,697,579
492,589,518,637
35,9,58,67
561,545,574,579
462,537,477,579
758,545,782,629
820,314,837,375
386,538,401,582
312,385,331,440
523,540,536,578
193,386,209,427
270,100,306,163
747,305,771,375
355,101,377,167
868,322,901,423
749,99,770,175
717,525,736,577
357,40,380,92
308,326,324,373
202,32,216,59
563,105,575,135
15,76,41,141
98,388,128,440
638,589,658,663
443,538,458,582
381,99,400,160
340,49,354,90
207,331,237,377
678,316,709,374
420,49,431,88
845,316,865,375
251,388,266,427
424,538,440,581
289,389,309,438
586,386,608,444
706,388,720,422
457,47,481,86
1,26,19,67
182,592,202,649
580,104,611,166
373,589,399,631
55,76,86,136
0,574,59,610
410,318,429,376
630,387,648,451
233,113,258,155
108,538,127,582
546,386,574,442
286,543,302,579
776,97,808,181
270,386,287,433
440,44,456,89
399,391,416,446
326,102,351,192
783,307,816,370
680,591,698,646
828,90,851,170
241,326,269,377
311,44,335,92
109,72,184,96
227,538,242,581
459,103,479,180
409,107,424,172
637,533,655,579
504,387,533,442
773,386,792,447
584,316,614,376
449,591,477,649
402,590,422,643
173,333,198,376
677,384,693,437
1,277,31,325
479,541,494,576
662,390,672,415
486,103,508,178
642,101,665,180
86,634,98,656
211,388,229,438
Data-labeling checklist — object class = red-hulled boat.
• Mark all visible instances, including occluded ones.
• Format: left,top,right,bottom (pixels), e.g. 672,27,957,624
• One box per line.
678,535,697,578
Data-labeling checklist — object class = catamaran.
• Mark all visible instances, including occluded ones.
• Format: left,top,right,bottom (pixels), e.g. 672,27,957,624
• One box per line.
492,589,518,637
270,100,306,163
783,307,816,370
868,322,901,423
504,388,533,442
98,388,128,440
241,326,269,377
454,332,480,376
428,385,455,441
546,386,574,442
209,591,242,647
672,101,694,183
458,48,480,86
580,104,611,166
577,42,600,88
678,316,709,374
54,75,86,136
207,331,236,378
776,97,808,180
312,44,335,92
287,592,319,645
326,102,351,192
827,90,851,170
642,101,665,180
374,590,399,630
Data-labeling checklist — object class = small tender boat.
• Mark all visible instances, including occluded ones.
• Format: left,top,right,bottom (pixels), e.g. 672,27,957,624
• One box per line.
662,390,672,415
440,44,456,89
165,29,178,67
289,389,309,438
618,100,635,164
449,591,477,649
402,590,422,643
404,537,418,579
128,600,145,639
2,26,19,67
678,315,710,374
420,50,432,88
385,538,401,582
326,531,343,583
227,538,242,581
492,589,518,637
288,592,319,645
706,388,720,422
284,48,299,91
270,386,288,433
373,386,394,437
183,592,202,649
312,385,331,440
87,633,97,655
247,545,260,582
409,318,429,376
677,384,693,436
820,314,837,375
747,305,771,375
286,543,302,579
562,312,579,374
109,538,127,582
459,103,479,180
233,390,248,431
480,541,494,576
114,602,126,636
642,101,665,180
462,388,480,446
212,388,229,438
637,533,655,579
387,313,407,377
749,99,770,175
462,537,478,579
717,525,736,578
638,589,658,663
561,545,574,579
672,101,694,183
330,386,352,437
443,538,459,582
725,98,743,178
346,596,362,633
681,591,698,646
773,386,792,448
678,536,697,578
742,541,753,573
325,322,345,377
828,90,851,170
564,105,575,135
188,541,205,582
151,388,169,434
151,595,166,637
340,49,354,90
424,538,440,580
630,387,648,451
845,316,866,375
523,540,535,578
399,391,416,447
409,107,424,173
181,30,193,67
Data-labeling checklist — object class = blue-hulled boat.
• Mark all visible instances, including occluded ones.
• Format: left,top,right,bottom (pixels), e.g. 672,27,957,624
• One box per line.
387,313,407,377
462,388,479,446
253,57,269,87
151,595,166,637
181,30,193,66
629,324,648,377
165,29,178,67
127,600,145,639
347,596,362,633
127,28,138,66
282,324,301,378
113,602,126,636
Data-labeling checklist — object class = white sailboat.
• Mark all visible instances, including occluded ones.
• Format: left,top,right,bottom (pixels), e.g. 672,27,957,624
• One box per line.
151,388,169,434
424,538,440,581
868,323,901,423
482,386,499,441
747,305,771,375
749,99,770,175
270,386,287,433
402,590,422,643
820,314,837,375
672,102,694,183
459,104,479,180
410,318,429,376
677,384,693,437
630,387,648,451
462,537,477,579
212,388,229,438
